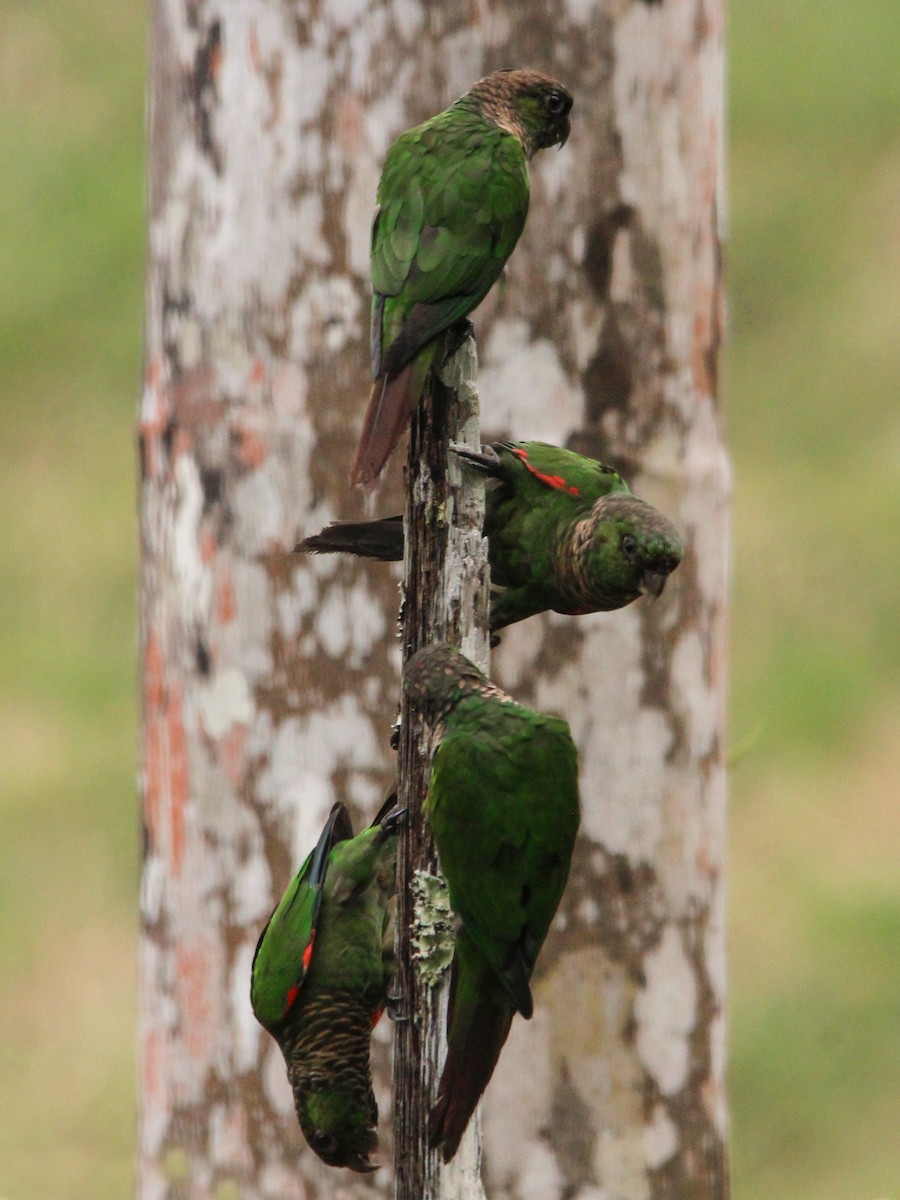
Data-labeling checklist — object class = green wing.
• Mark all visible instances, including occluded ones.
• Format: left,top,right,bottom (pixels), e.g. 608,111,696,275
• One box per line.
496,441,630,506
371,108,530,375
250,803,353,1031
427,700,580,1015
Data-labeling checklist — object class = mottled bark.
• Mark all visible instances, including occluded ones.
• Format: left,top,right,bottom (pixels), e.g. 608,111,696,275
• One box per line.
139,2,727,1199
139,4,413,1197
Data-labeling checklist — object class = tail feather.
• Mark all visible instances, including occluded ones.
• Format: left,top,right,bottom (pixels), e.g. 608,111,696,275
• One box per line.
296,516,404,561
429,930,517,1163
350,338,441,488
350,368,416,488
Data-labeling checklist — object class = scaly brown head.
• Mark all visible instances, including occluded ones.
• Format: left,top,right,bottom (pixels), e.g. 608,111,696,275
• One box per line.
559,494,684,614
403,644,508,724
466,69,573,158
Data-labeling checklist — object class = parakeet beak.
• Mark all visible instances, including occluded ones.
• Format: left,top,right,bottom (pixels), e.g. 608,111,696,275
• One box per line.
350,1157,380,1174
347,1132,380,1173
639,569,669,599
557,117,571,148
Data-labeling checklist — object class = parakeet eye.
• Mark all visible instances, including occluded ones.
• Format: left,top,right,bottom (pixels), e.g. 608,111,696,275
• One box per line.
622,535,637,557
312,1130,339,1155
544,90,567,116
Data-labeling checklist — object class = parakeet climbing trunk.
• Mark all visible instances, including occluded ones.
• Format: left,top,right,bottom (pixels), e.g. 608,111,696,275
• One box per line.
139,4,727,1200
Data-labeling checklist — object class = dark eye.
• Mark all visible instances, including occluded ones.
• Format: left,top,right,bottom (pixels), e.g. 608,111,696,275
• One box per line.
312,1130,338,1155
622,535,637,557
544,89,567,116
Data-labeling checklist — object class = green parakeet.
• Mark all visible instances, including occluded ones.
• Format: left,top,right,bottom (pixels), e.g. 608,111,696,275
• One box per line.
403,644,581,1161
301,439,683,630
350,70,572,487
250,798,400,1172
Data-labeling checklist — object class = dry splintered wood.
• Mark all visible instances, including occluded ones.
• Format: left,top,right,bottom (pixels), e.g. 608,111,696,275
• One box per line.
394,338,491,1200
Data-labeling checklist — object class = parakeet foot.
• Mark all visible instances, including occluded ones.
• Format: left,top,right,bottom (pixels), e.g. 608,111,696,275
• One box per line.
451,442,502,473
444,318,475,361
385,991,408,1022
380,806,407,835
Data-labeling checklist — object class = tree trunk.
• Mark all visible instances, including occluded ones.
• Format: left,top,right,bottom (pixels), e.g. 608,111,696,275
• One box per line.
139,2,727,1199
138,4,410,1196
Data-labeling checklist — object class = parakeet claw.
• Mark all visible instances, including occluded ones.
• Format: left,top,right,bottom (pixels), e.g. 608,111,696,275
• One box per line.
386,991,408,1022
380,807,407,835
444,318,475,361
452,443,502,472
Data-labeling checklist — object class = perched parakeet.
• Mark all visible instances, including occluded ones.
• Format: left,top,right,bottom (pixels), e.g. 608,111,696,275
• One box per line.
350,70,573,487
250,798,400,1172
403,644,580,1161
302,440,683,631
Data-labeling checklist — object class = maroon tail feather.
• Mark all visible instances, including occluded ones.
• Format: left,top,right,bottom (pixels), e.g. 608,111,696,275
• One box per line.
429,937,517,1163
350,367,415,489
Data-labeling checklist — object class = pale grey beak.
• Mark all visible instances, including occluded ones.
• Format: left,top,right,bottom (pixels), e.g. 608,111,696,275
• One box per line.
639,570,669,599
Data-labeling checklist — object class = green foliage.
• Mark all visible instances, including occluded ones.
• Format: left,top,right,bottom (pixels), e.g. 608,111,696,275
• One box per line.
0,0,897,1195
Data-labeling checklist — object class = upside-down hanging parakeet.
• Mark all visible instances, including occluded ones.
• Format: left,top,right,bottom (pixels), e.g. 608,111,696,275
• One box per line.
349,71,573,487
303,439,683,631
403,644,580,1162
250,798,400,1172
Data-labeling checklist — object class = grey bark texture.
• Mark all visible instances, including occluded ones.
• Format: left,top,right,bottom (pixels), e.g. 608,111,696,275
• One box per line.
394,342,490,1200
138,2,727,1199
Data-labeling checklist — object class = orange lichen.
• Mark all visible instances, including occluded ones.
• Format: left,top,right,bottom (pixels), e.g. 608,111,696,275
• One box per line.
143,632,165,844
236,425,267,469
200,528,217,564
221,724,246,786
217,571,236,624
176,940,217,1066
142,633,192,871
173,425,194,458
167,685,189,875
141,1027,164,1106
249,24,261,71
336,92,365,157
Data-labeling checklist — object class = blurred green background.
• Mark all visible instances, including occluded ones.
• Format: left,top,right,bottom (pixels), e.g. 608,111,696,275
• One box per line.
1,1,897,1196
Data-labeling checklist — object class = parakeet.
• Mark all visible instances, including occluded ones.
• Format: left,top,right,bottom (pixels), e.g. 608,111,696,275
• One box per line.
403,644,580,1161
350,70,573,487
302,440,684,631
250,798,400,1172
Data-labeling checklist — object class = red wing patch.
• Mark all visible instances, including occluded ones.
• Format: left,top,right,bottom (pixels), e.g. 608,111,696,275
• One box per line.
283,933,316,1017
511,446,581,496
